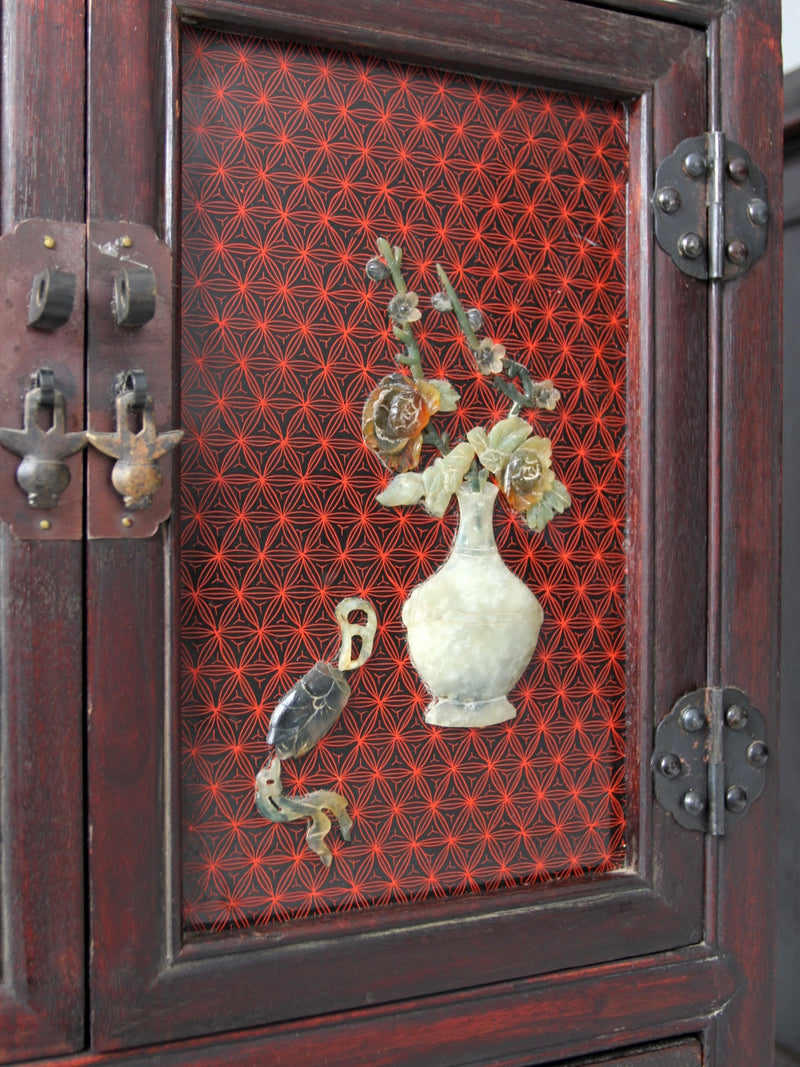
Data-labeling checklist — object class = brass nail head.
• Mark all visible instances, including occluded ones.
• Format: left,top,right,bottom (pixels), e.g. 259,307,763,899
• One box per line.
39,518,51,531
43,235,56,249
121,235,133,248
122,516,133,528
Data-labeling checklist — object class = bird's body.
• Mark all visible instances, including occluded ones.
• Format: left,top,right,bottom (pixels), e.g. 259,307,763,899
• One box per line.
255,597,377,866
267,661,350,759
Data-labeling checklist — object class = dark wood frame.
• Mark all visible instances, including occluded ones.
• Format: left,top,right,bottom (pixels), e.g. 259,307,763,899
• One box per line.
85,0,735,1055
0,0,780,1064
0,1,87,1061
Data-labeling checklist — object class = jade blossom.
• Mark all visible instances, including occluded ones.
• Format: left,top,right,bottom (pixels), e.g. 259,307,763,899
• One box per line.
361,238,570,533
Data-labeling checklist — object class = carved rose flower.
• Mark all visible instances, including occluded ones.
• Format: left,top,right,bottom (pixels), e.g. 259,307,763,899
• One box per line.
474,338,506,375
362,373,440,472
501,436,555,512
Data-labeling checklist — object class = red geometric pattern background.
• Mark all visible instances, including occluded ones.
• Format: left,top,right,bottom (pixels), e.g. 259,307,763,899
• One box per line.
179,26,628,933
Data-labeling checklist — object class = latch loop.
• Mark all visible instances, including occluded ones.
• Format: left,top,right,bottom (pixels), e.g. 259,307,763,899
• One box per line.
123,368,148,409
27,267,76,330
34,367,56,408
112,266,157,327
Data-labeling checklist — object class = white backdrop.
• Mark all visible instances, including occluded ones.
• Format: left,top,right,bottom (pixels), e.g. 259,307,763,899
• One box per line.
785,0,800,71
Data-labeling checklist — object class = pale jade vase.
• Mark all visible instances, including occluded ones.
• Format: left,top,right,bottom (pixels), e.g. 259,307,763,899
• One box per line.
402,482,543,728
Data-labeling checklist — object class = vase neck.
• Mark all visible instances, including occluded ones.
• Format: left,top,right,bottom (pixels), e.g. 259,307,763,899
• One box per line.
454,485,498,552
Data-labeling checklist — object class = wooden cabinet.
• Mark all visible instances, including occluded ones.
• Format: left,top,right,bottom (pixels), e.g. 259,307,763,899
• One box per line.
0,2,781,1064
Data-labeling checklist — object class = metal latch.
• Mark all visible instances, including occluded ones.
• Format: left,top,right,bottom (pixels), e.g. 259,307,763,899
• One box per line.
0,219,181,540
0,220,86,540
652,686,768,835
652,133,769,281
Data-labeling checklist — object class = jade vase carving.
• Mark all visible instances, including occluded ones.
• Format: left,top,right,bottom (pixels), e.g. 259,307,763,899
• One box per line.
402,483,543,728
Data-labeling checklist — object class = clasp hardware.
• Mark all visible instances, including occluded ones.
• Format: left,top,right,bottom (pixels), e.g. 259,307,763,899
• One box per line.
652,686,768,835
653,134,769,281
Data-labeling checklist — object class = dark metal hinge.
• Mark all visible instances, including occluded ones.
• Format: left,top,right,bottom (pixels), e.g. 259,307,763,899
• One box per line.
652,686,769,835
652,134,769,281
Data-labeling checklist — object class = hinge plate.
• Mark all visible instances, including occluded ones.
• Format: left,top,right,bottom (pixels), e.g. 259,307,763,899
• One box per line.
652,686,768,835
652,134,769,281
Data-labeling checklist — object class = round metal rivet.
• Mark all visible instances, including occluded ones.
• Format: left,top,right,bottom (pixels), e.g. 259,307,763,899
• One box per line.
682,790,705,816
680,704,705,732
121,235,133,249
726,239,749,265
678,231,704,258
678,232,704,260
43,235,56,250
727,157,750,182
121,516,133,528
747,740,769,768
725,785,748,813
656,187,682,214
658,753,682,779
684,151,707,178
39,518,51,531
725,703,748,730
748,198,769,226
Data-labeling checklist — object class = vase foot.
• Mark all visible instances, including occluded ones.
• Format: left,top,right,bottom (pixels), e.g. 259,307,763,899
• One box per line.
424,695,516,728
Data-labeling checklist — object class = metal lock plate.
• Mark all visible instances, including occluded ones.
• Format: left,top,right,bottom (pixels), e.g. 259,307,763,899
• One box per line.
653,686,768,835
652,134,769,281
0,220,85,540
86,222,177,539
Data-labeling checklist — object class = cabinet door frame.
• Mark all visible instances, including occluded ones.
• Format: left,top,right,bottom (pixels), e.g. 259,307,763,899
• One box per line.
0,1,87,1061
83,1,780,1063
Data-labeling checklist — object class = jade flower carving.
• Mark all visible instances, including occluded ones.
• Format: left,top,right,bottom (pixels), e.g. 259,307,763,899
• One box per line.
362,373,442,472
361,238,571,534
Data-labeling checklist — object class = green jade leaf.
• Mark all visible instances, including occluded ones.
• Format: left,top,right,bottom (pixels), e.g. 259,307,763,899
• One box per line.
427,378,460,412
421,442,475,517
468,416,533,475
525,479,572,532
488,415,533,453
376,472,426,507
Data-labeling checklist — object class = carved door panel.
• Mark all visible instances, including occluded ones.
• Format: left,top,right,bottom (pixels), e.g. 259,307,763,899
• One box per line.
0,1,781,1065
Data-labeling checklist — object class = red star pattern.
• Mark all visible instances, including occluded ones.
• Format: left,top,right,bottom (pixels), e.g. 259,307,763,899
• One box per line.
179,27,628,933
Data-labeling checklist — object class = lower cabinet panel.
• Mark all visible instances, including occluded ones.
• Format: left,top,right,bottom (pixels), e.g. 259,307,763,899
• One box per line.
10,1036,704,1067
562,1038,702,1066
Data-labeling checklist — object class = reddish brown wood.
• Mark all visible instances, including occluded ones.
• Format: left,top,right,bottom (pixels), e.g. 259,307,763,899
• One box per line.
87,7,170,228
628,30,708,904
0,0,86,1060
0,0,782,1064
85,1,723,1055
180,0,697,97
714,0,782,1063
576,1042,702,1067
578,0,724,23
0,1039,705,1067
1,0,86,229
17,950,731,1067
79,0,783,1063
0,526,85,1062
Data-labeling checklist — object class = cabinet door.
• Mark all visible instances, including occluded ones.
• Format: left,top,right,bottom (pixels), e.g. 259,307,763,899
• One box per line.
0,3,86,1061
83,1,780,1065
